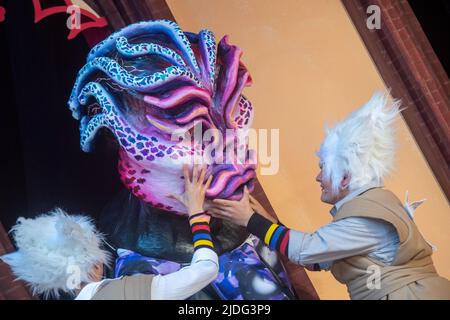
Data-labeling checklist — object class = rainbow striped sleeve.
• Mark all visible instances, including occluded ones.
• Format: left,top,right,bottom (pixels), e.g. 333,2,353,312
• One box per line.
247,213,290,256
189,212,214,251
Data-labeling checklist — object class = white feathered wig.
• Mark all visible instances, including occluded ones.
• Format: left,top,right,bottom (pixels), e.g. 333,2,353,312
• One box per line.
0,208,110,299
317,92,402,194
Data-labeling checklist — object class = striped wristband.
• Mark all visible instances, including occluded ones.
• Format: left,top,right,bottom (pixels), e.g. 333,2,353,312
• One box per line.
247,213,290,256
189,212,214,251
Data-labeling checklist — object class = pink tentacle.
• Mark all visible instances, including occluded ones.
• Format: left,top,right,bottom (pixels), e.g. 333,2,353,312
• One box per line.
144,86,212,109
214,36,242,111
224,68,251,128
175,106,210,124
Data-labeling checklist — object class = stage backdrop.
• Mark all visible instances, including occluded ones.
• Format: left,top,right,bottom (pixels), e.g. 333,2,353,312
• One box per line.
166,0,450,299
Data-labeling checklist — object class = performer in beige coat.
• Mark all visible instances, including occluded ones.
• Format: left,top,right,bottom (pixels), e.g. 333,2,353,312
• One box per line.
208,92,450,300
1,165,217,300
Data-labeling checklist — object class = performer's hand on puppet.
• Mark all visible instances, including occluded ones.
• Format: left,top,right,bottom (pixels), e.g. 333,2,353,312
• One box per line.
168,164,213,217
208,186,278,226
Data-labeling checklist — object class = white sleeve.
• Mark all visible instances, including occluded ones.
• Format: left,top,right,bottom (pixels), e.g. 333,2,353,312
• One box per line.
151,248,219,300
288,217,393,265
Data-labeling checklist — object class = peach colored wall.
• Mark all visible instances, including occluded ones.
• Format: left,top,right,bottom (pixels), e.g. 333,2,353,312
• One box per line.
167,0,450,300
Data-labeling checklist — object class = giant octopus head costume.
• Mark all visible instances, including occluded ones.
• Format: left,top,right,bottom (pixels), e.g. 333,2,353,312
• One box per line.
68,20,294,300
68,20,255,214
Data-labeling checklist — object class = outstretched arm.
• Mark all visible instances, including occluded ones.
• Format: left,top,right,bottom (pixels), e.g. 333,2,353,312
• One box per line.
151,216,218,300
152,164,218,300
208,188,391,269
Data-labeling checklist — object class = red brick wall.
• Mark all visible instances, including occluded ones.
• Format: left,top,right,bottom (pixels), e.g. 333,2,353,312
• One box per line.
0,222,36,300
342,0,450,201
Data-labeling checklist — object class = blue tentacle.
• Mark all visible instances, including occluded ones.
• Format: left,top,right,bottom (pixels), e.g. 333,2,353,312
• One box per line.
69,57,202,119
115,36,187,68
199,29,217,89
87,20,200,76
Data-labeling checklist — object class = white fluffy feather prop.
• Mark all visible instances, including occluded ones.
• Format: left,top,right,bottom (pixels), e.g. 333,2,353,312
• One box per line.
317,92,401,194
0,208,110,298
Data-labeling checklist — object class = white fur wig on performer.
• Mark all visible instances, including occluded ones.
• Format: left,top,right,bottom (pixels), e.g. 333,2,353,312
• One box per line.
314,91,450,300
317,91,401,195
1,208,110,298
1,209,220,301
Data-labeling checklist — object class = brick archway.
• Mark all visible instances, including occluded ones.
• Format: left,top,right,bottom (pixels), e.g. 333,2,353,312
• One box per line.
342,0,450,202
